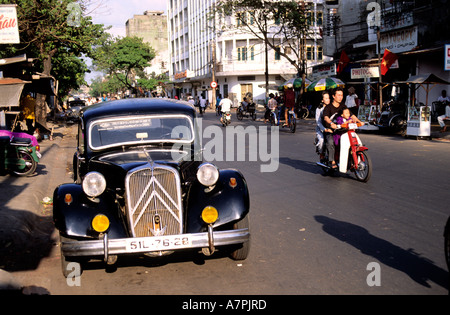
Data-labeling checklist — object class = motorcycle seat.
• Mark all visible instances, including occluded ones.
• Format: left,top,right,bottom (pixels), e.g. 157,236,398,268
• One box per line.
11,137,32,146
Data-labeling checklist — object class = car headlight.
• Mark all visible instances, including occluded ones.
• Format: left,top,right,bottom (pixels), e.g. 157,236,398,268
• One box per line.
82,172,106,197
196,163,219,187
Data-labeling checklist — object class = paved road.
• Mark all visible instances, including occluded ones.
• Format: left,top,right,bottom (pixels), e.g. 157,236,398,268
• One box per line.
1,110,448,295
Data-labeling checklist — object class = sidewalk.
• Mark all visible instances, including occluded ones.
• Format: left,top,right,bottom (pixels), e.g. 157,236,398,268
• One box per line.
0,121,77,293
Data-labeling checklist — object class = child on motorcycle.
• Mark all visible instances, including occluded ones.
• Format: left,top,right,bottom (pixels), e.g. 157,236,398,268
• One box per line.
333,108,362,146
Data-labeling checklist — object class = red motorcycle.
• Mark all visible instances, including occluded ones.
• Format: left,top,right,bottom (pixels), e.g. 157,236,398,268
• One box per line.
317,121,372,182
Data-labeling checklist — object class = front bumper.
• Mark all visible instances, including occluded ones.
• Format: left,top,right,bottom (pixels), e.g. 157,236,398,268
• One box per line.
61,228,250,259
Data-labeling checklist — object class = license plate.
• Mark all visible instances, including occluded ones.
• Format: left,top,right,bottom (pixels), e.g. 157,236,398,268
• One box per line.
126,235,192,252
289,111,295,114
348,123,358,129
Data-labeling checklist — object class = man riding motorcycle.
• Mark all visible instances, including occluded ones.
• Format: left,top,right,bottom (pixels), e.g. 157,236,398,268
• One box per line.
219,94,233,126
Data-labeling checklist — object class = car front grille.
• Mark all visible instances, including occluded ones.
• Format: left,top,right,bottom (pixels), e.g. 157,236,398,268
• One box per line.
125,164,183,237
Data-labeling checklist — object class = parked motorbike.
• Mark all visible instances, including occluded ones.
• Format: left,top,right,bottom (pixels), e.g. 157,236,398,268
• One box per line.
317,121,372,182
221,111,231,127
0,132,40,176
236,103,257,121
377,99,407,135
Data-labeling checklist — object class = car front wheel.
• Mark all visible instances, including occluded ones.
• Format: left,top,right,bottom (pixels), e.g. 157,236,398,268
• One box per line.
229,215,250,261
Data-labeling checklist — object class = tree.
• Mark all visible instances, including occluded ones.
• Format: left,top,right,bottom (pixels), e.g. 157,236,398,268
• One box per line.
0,0,106,128
92,36,156,95
214,0,309,98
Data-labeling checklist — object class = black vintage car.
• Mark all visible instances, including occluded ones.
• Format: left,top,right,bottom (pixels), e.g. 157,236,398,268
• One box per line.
53,98,250,277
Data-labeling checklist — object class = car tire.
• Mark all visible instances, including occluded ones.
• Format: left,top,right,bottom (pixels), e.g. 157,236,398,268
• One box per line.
230,215,250,261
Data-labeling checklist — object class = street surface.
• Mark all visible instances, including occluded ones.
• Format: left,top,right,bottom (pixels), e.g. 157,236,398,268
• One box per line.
0,109,449,295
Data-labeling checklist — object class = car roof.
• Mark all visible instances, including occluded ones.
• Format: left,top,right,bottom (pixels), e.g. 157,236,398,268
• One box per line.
81,98,196,123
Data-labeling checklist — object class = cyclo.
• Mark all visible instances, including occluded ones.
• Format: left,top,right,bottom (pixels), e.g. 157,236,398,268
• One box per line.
236,101,256,121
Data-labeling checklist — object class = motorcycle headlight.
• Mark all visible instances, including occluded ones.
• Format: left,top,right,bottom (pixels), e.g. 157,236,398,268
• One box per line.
196,163,219,187
82,172,106,197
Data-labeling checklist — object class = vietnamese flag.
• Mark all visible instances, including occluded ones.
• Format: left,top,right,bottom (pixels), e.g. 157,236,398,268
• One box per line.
380,49,398,75
337,50,350,74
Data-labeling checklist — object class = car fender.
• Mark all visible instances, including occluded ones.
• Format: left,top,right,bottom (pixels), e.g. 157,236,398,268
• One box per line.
185,169,249,233
53,183,128,239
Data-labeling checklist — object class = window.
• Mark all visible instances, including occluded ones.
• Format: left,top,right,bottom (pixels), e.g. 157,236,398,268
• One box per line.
275,47,281,61
250,46,255,61
317,12,323,26
306,46,314,60
237,47,249,61
317,46,323,61
236,12,245,27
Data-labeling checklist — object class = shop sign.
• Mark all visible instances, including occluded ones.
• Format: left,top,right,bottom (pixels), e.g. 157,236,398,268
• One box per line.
0,5,19,44
351,67,380,79
174,70,187,80
380,26,417,54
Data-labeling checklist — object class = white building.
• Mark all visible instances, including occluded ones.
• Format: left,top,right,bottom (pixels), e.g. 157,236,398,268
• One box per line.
167,0,330,105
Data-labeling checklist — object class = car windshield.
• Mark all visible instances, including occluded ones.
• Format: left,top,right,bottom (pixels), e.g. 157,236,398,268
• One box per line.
88,115,194,150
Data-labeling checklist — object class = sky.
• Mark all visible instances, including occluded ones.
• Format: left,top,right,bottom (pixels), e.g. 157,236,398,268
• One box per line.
84,0,168,83
88,0,167,38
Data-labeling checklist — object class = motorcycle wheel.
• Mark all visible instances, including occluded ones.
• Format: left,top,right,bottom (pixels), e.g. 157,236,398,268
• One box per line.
237,111,243,120
354,151,372,182
12,150,37,176
252,113,256,121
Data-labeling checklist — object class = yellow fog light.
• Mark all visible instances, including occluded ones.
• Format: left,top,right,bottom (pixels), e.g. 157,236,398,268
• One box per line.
201,206,219,224
92,214,110,233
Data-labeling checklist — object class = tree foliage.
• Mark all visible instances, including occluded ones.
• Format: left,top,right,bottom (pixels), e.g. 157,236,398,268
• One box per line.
92,36,156,94
214,0,309,75
0,0,107,127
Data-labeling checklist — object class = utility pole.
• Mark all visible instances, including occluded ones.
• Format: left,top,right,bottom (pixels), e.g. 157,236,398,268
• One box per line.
211,40,217,110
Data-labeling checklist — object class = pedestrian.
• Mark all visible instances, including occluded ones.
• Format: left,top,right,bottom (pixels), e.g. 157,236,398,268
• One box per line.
199,96,206,114
345,86,359,116
283,84,295,127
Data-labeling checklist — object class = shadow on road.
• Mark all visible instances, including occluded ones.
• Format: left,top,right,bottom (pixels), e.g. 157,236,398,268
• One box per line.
314,215,449,290
278,157,322,174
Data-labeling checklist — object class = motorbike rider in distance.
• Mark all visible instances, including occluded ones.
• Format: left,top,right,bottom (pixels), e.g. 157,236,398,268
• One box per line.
219,94,233,126
322,87,360,169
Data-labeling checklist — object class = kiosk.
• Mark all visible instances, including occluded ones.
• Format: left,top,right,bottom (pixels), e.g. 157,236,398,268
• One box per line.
399,73,450,138
406,104,431,138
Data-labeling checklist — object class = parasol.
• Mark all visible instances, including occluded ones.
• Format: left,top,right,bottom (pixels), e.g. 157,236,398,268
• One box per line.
307,77,345,92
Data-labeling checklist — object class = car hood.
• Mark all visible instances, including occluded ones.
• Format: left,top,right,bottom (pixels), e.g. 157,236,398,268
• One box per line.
86,147,199,190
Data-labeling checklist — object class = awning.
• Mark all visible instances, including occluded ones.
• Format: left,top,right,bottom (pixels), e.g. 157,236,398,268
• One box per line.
397,73,450,85
0,78,31,108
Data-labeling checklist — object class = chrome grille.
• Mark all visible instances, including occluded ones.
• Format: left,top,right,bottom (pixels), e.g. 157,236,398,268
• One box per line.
125,165,182,237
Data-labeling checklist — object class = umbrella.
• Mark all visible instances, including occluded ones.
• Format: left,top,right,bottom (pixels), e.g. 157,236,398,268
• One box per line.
307,77,345,92
280,77,311,91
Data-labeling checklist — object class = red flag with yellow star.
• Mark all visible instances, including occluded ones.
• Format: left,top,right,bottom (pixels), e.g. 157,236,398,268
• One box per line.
380,49,398,75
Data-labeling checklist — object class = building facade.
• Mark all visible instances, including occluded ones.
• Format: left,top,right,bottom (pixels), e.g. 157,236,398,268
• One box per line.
167,0,329,105
320,0,450,105
126,10,169,76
